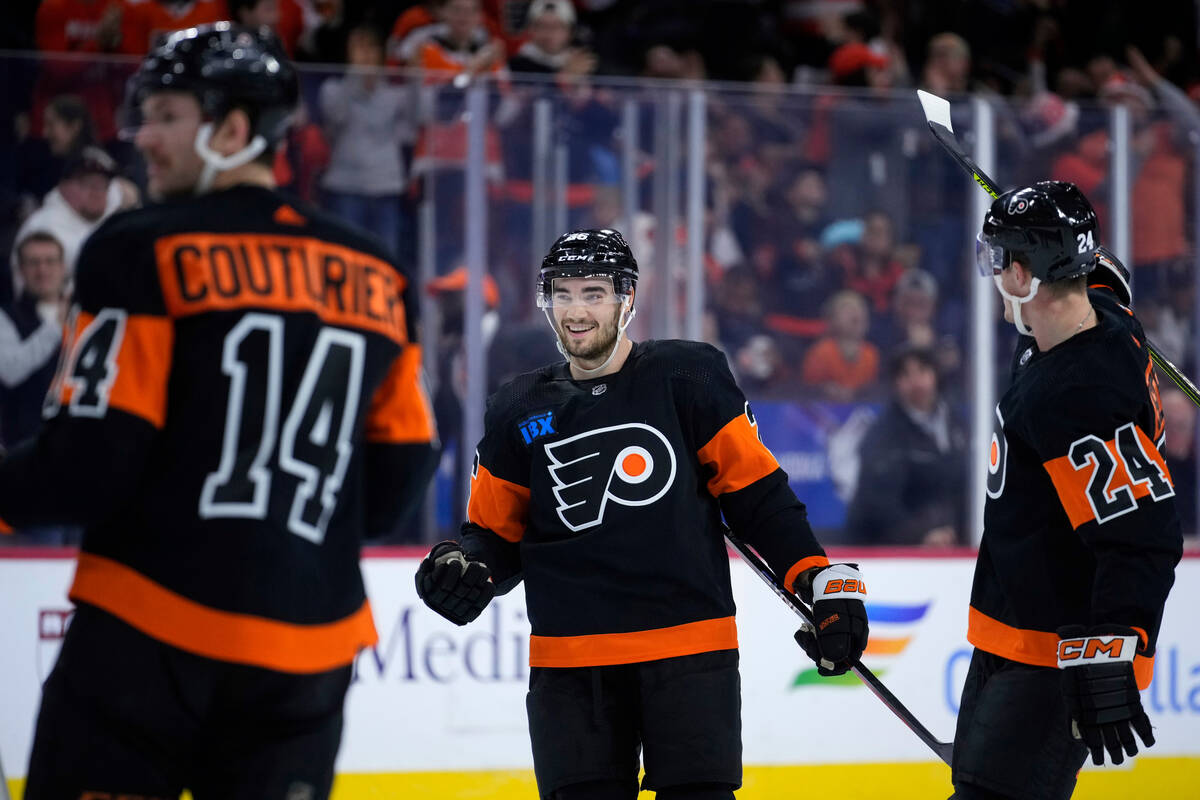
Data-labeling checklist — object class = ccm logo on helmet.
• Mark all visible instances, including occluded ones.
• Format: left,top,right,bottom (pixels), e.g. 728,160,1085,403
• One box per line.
545,422,677,532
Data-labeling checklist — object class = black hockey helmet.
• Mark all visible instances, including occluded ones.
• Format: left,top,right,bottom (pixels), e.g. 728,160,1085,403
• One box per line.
537,228,639,305
978,181,1099,284
125,22,298,146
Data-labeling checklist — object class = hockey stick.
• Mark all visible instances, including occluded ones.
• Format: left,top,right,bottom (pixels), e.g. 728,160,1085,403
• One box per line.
0,749,9,800
916,90,1200,409
724,532,955,765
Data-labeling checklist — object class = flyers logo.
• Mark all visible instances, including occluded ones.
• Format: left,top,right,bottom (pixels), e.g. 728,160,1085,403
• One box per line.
986,405,1008,499
545,423,677,532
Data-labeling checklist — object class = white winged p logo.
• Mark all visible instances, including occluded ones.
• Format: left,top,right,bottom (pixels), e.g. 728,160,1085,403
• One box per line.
544,422,677,532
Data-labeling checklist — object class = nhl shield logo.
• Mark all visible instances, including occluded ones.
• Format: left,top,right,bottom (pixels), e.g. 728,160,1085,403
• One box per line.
544,422,677,532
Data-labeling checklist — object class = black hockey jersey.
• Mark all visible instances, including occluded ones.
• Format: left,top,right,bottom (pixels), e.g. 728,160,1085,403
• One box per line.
971,290,1182,689
462,339,829,668
0,185,437,673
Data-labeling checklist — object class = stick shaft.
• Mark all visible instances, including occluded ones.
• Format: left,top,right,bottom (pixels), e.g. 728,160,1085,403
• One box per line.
725,534,954,765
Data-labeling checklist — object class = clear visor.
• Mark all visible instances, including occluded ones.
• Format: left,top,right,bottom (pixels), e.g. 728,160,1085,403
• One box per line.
975,233,1006,277
537,275,628,309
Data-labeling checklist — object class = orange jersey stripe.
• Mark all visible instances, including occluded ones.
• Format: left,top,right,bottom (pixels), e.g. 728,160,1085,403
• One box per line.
58,311,173,428
1043,426,1172,529
154,233,409,345
968,606,1154,689
529,616,738,668
366,345,436,444
697,412,779,496
466,463,530,542
782,554,830,593
69,553,377,673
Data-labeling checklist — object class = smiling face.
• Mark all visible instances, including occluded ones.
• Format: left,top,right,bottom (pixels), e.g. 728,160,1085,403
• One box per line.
549,276,627,364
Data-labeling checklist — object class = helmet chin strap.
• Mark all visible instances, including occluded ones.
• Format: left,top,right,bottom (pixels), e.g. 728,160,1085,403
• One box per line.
546,298,636,376
193,122,268,194
993,273,1041,336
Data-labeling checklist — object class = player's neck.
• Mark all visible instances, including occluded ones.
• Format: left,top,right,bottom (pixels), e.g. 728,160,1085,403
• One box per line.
209,163,276,193
569,335,632,380
1031,293,1095,352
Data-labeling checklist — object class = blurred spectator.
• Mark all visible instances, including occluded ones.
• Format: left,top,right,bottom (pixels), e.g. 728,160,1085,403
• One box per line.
921,32,971,94
800,289,879,401
35,0,122,53
1161,387,1197,543
828,210,905,313
293,0,348,62
12,146,128,288
508,0,594,78
641,44,706,81
417,0,507,83
711,265,784,395
318,24,413,257
0,232,68,449
875,267,962,382
387,0,440,65
228,0,304,55
844,346,968,546
118,0,229,55
14,94,99,220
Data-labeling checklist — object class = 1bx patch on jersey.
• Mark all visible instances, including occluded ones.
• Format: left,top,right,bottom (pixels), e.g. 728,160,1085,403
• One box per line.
519,411,557,444
544,423,677,532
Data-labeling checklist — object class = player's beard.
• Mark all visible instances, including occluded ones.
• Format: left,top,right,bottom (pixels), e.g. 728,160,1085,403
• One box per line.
557,307,621,363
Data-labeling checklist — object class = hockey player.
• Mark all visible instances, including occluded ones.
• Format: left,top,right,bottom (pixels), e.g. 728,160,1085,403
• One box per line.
415,229,869,800
951,182,1182,799
0,24,437,798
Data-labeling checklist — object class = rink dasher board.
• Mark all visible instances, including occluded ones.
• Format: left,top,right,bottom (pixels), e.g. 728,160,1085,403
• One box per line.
0,554,1197,777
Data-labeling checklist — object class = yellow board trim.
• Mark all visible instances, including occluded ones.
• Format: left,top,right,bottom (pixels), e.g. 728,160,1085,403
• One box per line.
8,757,1199,798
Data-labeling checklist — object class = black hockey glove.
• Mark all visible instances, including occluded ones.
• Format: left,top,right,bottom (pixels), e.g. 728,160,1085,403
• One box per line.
1057,624,1154,766
794,564,869,677
415,541,495,626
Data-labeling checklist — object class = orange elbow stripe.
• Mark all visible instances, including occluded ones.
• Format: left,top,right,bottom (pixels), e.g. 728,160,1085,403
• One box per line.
967,606,1156,690
783,555,830,593
60,312,173,428
697,413,779,496
466,463,530,542
69,553,377,673
529,616,738,668
366,345,436,444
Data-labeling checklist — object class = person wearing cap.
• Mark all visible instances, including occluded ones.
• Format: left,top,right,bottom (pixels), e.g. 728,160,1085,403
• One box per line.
12,146,127,289
508,0,595,78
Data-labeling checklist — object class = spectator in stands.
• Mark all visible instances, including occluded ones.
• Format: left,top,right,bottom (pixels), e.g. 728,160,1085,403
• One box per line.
14,94,99,222
417,0,507,83
12,146,128,285
508,0,594,78
845,346,968,546
920,32,971,94
829,210,906,314
387,0,440,65
875,267,962,382
318,23,413,257
711,265,784,395
42,94,97,160
800,289,879,401
0,232,68,449
1161,387,1197,543
118,0,227,55
228,0,304,54
35,0,122,53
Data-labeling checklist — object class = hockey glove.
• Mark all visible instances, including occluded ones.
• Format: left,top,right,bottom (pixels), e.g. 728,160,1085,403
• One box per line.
794,563,869,677
415,541,495,626
1057,624,1154,766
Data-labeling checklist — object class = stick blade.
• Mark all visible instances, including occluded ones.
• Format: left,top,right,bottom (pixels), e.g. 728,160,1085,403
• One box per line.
917,89,953,132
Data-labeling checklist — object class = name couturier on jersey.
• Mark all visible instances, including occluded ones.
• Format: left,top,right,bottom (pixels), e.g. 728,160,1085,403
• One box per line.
415,228,869,800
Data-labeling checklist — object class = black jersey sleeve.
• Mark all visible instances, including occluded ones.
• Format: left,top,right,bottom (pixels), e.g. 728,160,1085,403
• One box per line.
461,386,529,592
675,343,829,591
1025,363,1181,658
362,267,438,538
0,216,168,528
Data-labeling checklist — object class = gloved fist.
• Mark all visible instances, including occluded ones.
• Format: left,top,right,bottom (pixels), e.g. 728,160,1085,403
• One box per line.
794,563,869,677
1057,624,1154,766
415,540,495,625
